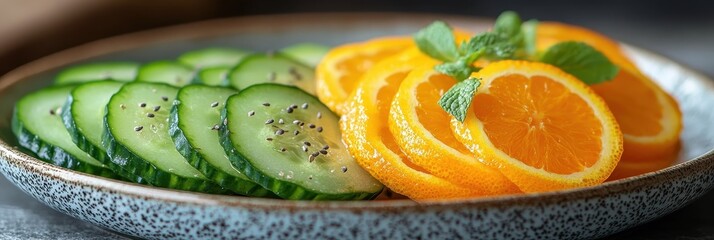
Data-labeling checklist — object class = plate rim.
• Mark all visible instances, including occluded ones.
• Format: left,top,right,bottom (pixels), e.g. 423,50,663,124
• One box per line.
0,12,712,210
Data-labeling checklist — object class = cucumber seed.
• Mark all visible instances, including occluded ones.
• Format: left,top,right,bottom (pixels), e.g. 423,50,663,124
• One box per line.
153,106,161,112
210,102,219,108
290,104,298,109
248,110,255,116
294,130,300,135
275,129,285,135
278,118,285,124
319,149,328,155
316,126,323,133
286,107,294,113
266,137,273,141
308,124,316,129
49,109,56,115
161,96,168,101
289,67,302,80
280,147,286,152
265,119,274,124
147,113,155,118
302,145,308,152
341,166,348,173
303,141,311,146
134,126,143,131
139,103,146,108
317,112,322,119
211,124,220,130
301,103,308,109
323,145,329,150
293,120,301,125
262,102,271,107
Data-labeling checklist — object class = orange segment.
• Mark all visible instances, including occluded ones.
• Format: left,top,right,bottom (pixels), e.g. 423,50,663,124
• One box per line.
388,65,520,195
536,22,683,177
341,52,482,200
451,60,623,192
317,30,473,116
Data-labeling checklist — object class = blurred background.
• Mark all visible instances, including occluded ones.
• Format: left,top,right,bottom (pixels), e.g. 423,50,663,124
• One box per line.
0,0,712,76
0,0,712,239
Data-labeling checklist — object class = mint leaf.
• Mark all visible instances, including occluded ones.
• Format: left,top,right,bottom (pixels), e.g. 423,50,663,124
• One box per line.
459,32,517,60
438,78,481,122
540,41,619,84
435,59,478,81
414,21,459,62
494,11,522,39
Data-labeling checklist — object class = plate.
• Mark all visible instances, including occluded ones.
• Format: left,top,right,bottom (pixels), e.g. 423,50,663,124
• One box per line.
0,13,713,239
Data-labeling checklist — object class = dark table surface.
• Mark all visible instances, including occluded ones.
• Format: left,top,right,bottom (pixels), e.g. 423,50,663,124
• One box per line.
1,7,714,239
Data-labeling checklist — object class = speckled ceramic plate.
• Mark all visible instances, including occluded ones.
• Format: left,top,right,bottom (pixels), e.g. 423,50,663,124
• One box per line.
0,13,713,240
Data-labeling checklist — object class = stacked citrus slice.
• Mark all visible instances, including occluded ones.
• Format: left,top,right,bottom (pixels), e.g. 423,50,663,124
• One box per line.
389,65,520,194
450,61,623,192
323,19,682,199
536,22,683,179
341,52,485,200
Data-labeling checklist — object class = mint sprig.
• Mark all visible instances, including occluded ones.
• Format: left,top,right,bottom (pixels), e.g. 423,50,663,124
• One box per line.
414,11,620,122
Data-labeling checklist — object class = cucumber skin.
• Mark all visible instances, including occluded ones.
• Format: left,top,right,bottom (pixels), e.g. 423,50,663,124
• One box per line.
60,96,147,184
101,87,226,193
12,108,117,178
218,104,380,201
168,104,275,197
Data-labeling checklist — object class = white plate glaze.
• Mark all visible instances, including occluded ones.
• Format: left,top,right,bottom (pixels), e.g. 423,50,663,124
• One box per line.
0,13,713,239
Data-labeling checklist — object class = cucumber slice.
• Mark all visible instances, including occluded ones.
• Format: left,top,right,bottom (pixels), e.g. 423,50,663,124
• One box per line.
55,62,138,85
169,85,274,197
136,61,195,87
103,82,222,192
178,47,251,68
219,84,383,200
281,43,329,67
12,85,116,177
195,66,229,86
227,53,316,95
61,80,146,184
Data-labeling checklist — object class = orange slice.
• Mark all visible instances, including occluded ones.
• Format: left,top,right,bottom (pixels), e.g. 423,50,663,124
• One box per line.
341,52,482,200
536,22,683,177
317,37,413,115
317,30,473,116
451,60,623,192
388,65,520,195
607,142,679,181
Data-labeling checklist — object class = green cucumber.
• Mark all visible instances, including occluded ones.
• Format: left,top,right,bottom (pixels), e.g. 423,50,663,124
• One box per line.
169,85,274,197
219,84,382,200
136,61,195,87
103,82,222,192
54,62,138,85
195,66,229,86
178,47,251,68
281,43,329,67
227,53,316,95
12,85,116,177
61,80,146,184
